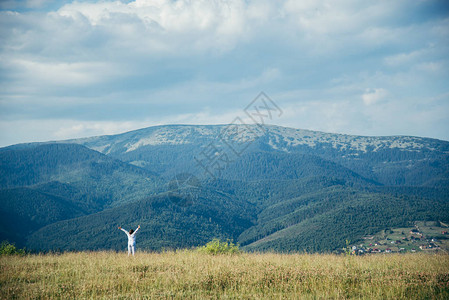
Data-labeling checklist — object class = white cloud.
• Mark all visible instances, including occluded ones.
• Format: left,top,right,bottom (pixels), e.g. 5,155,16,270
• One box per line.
384,49,426,66
56,0,253,53
415,61,443,73
52,120,149,139
0,119,152,146
10,59,117,86
362,88,388,106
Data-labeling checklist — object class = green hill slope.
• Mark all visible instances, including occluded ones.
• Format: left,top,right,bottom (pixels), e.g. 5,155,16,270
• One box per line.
243,188,449,252
0,143,161,209
0,187,85,247
27,189,255,251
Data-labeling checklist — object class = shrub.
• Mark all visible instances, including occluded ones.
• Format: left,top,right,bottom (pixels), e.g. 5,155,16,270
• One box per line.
343,239,353,256
197,238,240,255
0,241,26,256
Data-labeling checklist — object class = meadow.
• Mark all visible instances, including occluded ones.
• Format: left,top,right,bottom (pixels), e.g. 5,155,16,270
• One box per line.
1,251,448,299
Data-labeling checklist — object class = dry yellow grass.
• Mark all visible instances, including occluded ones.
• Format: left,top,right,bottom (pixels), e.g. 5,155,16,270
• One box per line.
1,251,448,299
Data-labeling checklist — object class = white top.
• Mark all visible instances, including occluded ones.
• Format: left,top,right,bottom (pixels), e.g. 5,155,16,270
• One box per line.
120,227,139,245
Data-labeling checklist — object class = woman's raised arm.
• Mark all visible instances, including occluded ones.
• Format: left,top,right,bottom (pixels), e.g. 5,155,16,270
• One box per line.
132,225,140,235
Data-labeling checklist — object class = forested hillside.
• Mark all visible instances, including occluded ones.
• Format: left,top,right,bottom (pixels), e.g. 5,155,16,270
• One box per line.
27,190,255,251
241,187,449,252
0,143,161,208
0,187,85,246
1,125,448,252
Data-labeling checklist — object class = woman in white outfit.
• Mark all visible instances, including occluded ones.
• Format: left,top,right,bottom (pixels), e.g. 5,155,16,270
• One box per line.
118,225,140,256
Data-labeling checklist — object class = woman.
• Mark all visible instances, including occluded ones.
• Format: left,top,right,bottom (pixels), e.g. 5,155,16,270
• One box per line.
118,225,140,256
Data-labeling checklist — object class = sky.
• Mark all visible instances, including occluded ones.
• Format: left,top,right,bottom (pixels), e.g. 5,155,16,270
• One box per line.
0,0,448,146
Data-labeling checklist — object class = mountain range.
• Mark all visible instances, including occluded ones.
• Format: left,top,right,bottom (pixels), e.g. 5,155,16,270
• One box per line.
1,124,448,252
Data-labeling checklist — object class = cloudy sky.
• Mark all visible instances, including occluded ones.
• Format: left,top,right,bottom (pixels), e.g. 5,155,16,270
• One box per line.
1,0,448,146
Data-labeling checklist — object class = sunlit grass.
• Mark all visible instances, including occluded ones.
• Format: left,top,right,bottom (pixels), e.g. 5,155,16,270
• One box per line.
1,251,448,299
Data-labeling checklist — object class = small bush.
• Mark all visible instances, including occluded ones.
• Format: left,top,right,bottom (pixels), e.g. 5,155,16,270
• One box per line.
0,241,26,256
197,238,240,255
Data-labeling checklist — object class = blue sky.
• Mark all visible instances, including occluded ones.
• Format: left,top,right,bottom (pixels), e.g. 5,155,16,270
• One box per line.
1,0,448,146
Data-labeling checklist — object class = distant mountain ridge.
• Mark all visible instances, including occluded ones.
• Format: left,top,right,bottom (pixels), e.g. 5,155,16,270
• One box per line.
66,124,447,154
65,124,449,186
1,124,448,252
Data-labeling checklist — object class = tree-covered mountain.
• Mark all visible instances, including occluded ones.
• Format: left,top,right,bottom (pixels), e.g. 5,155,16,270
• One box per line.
0,187,85,247
0,143,161,209
27,188,255,251
67,124,449,186
0,143,162,247
240,186,449,252
1,125,448,252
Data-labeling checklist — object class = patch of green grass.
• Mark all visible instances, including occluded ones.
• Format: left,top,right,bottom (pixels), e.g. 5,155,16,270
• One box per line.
196,238,240,255
0,241,26,256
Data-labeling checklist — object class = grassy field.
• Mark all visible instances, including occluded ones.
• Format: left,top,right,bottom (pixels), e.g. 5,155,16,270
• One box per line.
1,251,448,299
